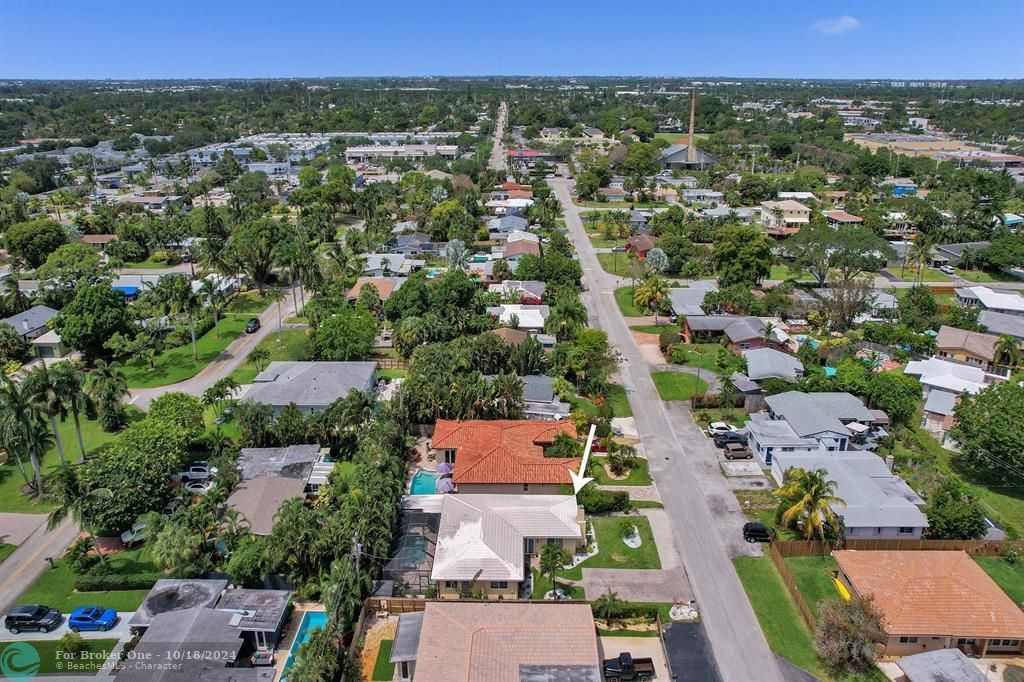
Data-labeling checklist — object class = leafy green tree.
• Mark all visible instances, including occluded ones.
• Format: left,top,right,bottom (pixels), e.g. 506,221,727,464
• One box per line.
46,466,112,566
4,218,68,268
539,542,570,595
298,166,322,189
897,285,938,330
226,535,268,586
814,597,885,673
150,520,202,574
310,307,377,361
235,400,275,447
275,402,307,446
712,226,772,288
37,242,107,286
84,360,130,431
951,383,1024,478
776,467,845,541
228,217,283,293
924,479,987,540
429,199,476,242
633,274,670,323
53,284,134,361
147,392,205,439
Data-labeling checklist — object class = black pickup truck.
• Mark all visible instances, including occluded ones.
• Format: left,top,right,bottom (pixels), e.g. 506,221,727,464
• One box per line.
603,652,656,682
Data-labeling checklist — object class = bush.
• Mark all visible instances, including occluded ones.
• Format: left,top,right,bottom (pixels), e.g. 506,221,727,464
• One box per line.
164,252,182,266
658,330,679,353
105,239,147,263
574,486,629,514
58,632,85,658
150,251,169,263
74,573,164,592
66,537,99,574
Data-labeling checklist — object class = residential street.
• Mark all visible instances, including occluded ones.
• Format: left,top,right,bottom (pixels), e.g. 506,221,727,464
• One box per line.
488,101,507,171
0,518,78,614
550,177,783,682
128,286,299,411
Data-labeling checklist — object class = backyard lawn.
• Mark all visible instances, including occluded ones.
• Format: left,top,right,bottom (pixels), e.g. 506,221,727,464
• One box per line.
769,264,813,281
121,316,248,388
651,371,708,401
975,557,1024,604
372,640,396,681
378,368,408,379
614,286,648,317
587,232,626,249
18,547,160,612
591,455,652,486
229,329,309,385
224,290,273,315
670,343,724,370
784,556,842,619
567,384,633,419
29,639,119,675
0,407,145,514
561,515,660,580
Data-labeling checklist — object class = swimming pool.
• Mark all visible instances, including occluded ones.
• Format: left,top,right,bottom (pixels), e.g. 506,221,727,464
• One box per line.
282,610,328,677
410,470,439,495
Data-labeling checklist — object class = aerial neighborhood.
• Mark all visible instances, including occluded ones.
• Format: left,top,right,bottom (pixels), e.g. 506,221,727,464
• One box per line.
1,8,1024,681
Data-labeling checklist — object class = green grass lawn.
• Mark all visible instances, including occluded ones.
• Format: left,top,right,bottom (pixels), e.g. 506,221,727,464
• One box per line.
975,557,1024,604
770,264,813,281
592,455,652,486
223,290,273,315
228,329,310,385
26,638,119,675
0,543,16,564
0,407,145,514
18,547,159,612
630,324,677,334
566,384,632,419
956,268,1019,283
893,266,952,283
694,407,749,427
531,568,585,600
587,232,626,249
784,556,842,620
372,640,395,681
614,286,648,317
121,316,248,388
888,287,956,307
378,368,408,379
562,516,661,580
598,253,637,278
124,256,173,269
669,343,723,370
651,371,708,401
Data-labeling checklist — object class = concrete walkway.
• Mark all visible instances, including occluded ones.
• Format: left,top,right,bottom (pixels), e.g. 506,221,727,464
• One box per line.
596,484,661,502
0,513,47,546
127,287,299,411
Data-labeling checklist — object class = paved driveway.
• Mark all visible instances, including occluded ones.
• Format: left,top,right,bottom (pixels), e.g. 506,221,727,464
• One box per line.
662,621,722,682
598,635,671,682
0,513,46,546
0,612,134,642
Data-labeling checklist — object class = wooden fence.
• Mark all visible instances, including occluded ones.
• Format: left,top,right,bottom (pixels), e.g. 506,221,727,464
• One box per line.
377,358,409,370
768,543,818,631
773,538,1024,557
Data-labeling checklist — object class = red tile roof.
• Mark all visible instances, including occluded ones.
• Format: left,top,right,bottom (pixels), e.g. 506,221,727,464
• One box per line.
834,550,1024,639
433,420,580,485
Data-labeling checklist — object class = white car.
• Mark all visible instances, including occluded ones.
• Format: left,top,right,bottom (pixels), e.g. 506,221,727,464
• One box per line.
175,461,219,483
939,265,956,275
184,480,215,494
120,522,147,547
708,422,739,435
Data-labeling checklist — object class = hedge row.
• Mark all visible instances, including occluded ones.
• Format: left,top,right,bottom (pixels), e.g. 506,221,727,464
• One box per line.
74,573,164,592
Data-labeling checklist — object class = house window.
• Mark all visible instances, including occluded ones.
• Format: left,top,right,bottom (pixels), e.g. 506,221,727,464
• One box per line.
739,343,751,350
523,484,529,492
443,581,458,589
875,527,883,535
898,636,919,644
898,527,915,535
546,538,561,546
957,638,976,646
444,449,456,464
489,581,508,590
524,538,535,554
781,447,794,452
400,662,411,680
847,528,857,536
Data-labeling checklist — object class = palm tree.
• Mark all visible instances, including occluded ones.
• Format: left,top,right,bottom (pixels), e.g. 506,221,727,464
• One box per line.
170,282,202,361
325,243,361,285
1,278,30,315
538,542,570,596
594,588,624,626
995,335,1023,369
266,287,285,344
0,375,48,493
544,299,588,341
85,360,129,432
248,347,271,372
49,362,92,461
776,467,846,541
46,466,112,566
633,274,670,323
150,521,201,574
24,365,69,468
906,237,934,284
197,279,225,338
445,239,469,271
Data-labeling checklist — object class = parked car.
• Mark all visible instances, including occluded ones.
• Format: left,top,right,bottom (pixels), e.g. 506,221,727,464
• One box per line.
707,422,739,435
712,431,747,447
245,318,261,334
723,442,753,460
743,522,775,543
176,461,217,483
611,246,626,252
185,480,215,494
603,652,656,682
68,606,117,632
121,522,147,547
939,264,955,275
162,498,182,516
5,605,61,634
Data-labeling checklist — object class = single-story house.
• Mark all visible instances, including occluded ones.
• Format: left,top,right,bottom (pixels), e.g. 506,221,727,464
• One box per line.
668,281,717,317
956,286,1024,317
482,374,570,421
922,389,959,445
389,602,600,682
392,232,441,256
31,329,71,360
894,649,987,682
392,220,419,235
486,214,529,233
659,144,719,170
743,347,804,382
834,550,1024,657
771,450,928,539
80,234,118,250
936,325,1016,372
935,241,990,266
236,361,378,415
430,494,585,599
1,305,58,340
628,210,651,230
823,210,864,228
488,280,546,303
487,327,530,347
363,253,421,277
980,310,1024,340
684,315,783,352
346,277,406,304
486,304,550,332
228,444,330,534
680,188,724,203
598,187,628,201
500,237,540,262
777,191,817,202
700,206,756,223
625,234,659,259
904,357,988,396
111,273,163,299
431,419,579,494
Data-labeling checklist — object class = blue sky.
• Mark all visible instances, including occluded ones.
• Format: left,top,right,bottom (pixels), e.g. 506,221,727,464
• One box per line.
2,0,1021,80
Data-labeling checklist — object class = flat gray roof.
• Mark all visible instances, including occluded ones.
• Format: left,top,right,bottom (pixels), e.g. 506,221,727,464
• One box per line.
130,578,228,627
215,588,291,632
237,444,321,480
390,611,424,663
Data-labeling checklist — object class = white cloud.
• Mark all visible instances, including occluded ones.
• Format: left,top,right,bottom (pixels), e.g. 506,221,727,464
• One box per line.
811,15,861,35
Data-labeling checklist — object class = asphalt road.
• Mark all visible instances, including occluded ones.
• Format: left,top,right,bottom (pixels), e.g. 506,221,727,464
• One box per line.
0,518,79,614
489,101,507,171
550,177,783,682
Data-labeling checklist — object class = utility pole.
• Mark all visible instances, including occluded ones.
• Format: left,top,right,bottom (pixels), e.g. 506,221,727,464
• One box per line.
352,531,362,575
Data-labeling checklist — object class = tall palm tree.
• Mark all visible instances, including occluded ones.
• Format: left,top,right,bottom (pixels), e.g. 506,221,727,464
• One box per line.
907,237,934,285
46,466,112,566
85,360,130,432
1,278,30,315
325,243,361,285
538,542,570,595
24,365,69,468
50,362,92,461
197,279,225,338
170,282,202,361
776,467,846,541
266,287,285,344
995,335,1023,370
633,274,670,323
0,375,48,493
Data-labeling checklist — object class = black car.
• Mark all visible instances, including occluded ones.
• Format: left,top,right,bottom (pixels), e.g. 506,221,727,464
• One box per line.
713,430,747,447
5,604,62,634
743,522,775,543
245,318,261,334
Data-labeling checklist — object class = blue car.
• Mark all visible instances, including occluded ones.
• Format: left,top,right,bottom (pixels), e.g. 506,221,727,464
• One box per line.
68,606,117,632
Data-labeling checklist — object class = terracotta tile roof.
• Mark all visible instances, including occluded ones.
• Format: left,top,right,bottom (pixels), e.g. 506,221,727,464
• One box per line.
936,325,1001,362
506,189,534,199
488,327,529,346
346,277,402,301
500,182,533,191
433,419,579,485
80,234,118,244
626,234,659,253
411,602,600,682
503,240,540,258
823,209,864,223
834,550,1024,638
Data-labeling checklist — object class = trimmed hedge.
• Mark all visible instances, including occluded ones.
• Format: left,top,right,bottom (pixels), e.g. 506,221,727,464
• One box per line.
575,486,630,514
74,573,164,592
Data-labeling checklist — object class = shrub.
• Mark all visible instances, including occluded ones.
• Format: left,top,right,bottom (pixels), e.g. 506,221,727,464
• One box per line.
575,486,629,514
164,252,182,266
658,330,679,353
74,573,164,592
66,537,99,574
58,632,85,658
814,597,885,673
150,251,169,263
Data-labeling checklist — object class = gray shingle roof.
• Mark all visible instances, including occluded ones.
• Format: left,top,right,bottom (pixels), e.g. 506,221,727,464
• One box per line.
668,282,717,316
240,361,377,408
237,444,321,480
1,305,58,334
226,474,306,535
896,649,987,682
980,310,1024,339
765,391,873,437
743,348,804,381
687,315,765,342
923,390,958,417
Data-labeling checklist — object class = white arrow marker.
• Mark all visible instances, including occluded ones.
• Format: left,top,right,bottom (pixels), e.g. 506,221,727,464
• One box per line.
569,423,597,495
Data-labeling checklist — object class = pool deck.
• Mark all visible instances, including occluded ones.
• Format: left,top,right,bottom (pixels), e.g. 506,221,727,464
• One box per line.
274,602,325,680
